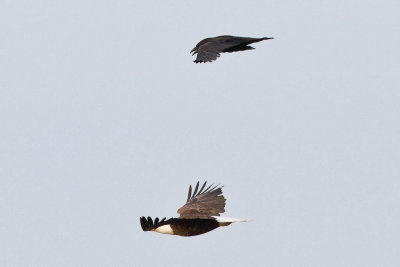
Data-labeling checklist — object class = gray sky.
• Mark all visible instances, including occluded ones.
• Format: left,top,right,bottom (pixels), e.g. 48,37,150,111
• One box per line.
1,0,399,266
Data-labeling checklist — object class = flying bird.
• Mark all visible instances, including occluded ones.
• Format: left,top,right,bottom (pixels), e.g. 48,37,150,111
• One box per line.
140,181,249,237
190,35,274,63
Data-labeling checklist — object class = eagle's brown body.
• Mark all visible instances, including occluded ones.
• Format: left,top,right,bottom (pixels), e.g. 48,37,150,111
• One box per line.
140,181,248,237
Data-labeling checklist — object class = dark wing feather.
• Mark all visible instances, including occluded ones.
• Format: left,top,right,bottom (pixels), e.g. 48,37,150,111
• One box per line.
177,181,226,218
194,45,222,63
140,216,168,231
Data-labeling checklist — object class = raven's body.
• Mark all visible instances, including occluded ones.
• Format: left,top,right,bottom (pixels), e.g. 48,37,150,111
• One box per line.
191,35,273,63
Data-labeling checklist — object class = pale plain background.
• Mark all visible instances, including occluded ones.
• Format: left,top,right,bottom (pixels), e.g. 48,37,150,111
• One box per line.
1,1,399,266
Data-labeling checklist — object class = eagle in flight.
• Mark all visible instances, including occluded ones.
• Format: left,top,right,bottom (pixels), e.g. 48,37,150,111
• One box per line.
190,35,274,63
140,181,249,237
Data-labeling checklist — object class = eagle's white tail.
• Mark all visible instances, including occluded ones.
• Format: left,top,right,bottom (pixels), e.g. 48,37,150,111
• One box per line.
212,216,251,223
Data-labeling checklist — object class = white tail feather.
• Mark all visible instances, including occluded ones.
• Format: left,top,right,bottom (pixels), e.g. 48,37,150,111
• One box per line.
212,216,251,223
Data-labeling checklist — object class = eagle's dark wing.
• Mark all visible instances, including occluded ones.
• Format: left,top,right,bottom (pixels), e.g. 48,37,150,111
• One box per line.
177,181,226,218
140,216,168,231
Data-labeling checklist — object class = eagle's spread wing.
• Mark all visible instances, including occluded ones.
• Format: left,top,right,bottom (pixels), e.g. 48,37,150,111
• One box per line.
177,181,226,218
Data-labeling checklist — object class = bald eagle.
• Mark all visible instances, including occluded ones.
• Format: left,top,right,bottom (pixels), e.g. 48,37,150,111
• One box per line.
190,35,274,63
140,181,249,237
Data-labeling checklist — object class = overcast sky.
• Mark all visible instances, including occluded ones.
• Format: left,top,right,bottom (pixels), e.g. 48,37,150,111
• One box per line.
1,0,399,266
